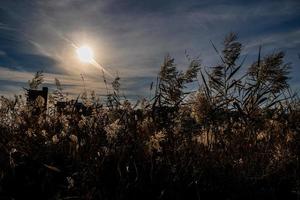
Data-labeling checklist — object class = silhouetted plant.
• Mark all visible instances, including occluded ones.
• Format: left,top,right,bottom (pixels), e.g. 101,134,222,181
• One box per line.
156,55,200,107
28,71,44,89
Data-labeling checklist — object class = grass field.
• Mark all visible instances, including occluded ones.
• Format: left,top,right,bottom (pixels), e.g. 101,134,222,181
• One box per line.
0,33,299,200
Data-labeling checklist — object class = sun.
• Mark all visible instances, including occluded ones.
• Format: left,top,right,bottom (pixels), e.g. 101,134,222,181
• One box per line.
76,45,94,63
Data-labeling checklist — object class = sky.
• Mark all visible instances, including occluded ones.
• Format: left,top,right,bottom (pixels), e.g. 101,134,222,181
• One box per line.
0,0,299,99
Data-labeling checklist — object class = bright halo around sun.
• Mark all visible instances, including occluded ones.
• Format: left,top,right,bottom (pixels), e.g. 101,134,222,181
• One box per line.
76,45,94,63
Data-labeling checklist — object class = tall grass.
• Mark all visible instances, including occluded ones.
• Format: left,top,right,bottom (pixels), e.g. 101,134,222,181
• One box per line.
0,33,299,199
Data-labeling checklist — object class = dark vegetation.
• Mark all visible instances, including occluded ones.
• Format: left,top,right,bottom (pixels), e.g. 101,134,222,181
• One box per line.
0,33,299,199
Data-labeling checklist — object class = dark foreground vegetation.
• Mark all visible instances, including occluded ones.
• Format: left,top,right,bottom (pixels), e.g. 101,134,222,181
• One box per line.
0,33,299,199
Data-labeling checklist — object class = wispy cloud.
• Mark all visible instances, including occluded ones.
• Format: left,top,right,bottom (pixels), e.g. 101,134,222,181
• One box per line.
0,66,155,100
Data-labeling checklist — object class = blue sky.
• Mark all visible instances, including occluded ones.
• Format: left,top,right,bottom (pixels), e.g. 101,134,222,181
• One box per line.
0,0,299,98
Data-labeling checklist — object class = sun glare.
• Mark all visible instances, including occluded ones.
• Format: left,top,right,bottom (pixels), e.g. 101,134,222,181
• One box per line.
76,45,94,63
